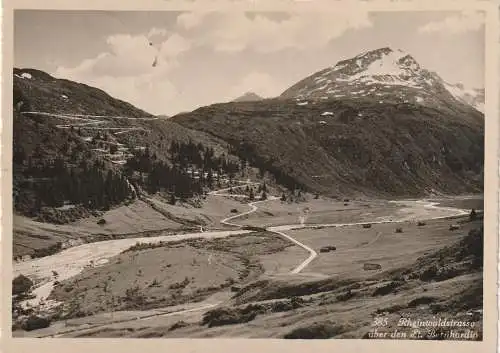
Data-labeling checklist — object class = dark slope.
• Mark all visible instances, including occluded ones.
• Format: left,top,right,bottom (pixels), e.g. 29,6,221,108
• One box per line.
172,97,483,198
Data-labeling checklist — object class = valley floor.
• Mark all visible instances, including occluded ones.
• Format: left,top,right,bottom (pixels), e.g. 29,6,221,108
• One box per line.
12,189,483,340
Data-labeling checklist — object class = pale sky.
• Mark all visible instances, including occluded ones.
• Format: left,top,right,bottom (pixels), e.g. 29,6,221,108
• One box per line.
14,10,485,116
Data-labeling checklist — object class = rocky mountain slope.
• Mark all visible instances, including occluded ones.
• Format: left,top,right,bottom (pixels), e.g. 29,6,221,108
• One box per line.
443,83,484,113
280,47,484,114
14,44,484,213
173,48,484,198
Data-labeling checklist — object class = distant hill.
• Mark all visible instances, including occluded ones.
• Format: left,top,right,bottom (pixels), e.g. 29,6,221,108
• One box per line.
233,92,264,102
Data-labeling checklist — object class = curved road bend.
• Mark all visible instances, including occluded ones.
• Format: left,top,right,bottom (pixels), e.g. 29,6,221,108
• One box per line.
32,183,469,338
211,184,318,274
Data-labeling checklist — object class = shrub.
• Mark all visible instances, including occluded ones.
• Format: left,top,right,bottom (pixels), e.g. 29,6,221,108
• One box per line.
21,315,51,331
372,281,402,296
284,322,343,339
459,228,483,269
395,228,403,233
12,274,33,296
362,224,372,229
417,221,426,226
230,208,238,213
289,296,305,309
169,277,190,290
336,290,354,302
407,296,437,308
97,218,106,225
31,242,63,259
419,265,438,281
202,307,259,327
169,320,189,331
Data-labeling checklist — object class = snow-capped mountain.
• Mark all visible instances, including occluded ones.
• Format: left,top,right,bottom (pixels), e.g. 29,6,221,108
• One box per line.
443,83,484,113
280,47,484,113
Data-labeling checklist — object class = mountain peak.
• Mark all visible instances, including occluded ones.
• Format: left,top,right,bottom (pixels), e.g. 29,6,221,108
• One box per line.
333,47,420,78
280,48,483,113
232,92,263,102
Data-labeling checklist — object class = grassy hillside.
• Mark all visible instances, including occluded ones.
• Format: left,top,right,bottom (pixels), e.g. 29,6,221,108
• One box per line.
13,68,246,227
172,97,484,198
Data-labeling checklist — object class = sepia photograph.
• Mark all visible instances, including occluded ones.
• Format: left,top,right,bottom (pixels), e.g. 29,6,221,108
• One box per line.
3,2,498,350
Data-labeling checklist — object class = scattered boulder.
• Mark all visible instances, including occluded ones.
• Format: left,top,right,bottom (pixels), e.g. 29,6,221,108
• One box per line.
319,245,337,253
362,224,372,229
230,285,242,293
417,221,426,226
395,227,403,233
230,208,238,213
363,263,382,271
372,281,402,296
97,218,106,225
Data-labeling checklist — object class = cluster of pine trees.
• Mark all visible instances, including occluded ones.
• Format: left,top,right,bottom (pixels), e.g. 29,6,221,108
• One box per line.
125,141,242,202
15,157,131,214
228,141,305,191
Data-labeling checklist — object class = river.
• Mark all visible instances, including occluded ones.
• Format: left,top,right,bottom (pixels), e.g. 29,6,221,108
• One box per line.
13,198,472,308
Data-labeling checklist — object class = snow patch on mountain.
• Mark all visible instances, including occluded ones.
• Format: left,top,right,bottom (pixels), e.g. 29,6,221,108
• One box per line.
280,47,484,113
443,82,484,112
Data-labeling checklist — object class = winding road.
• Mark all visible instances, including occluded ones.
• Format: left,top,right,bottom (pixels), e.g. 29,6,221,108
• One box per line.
18,181,471,338
20,111,156,134
209,185,318,274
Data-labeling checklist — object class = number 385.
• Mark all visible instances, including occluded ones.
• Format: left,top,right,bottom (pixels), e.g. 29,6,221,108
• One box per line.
373,317,388,327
